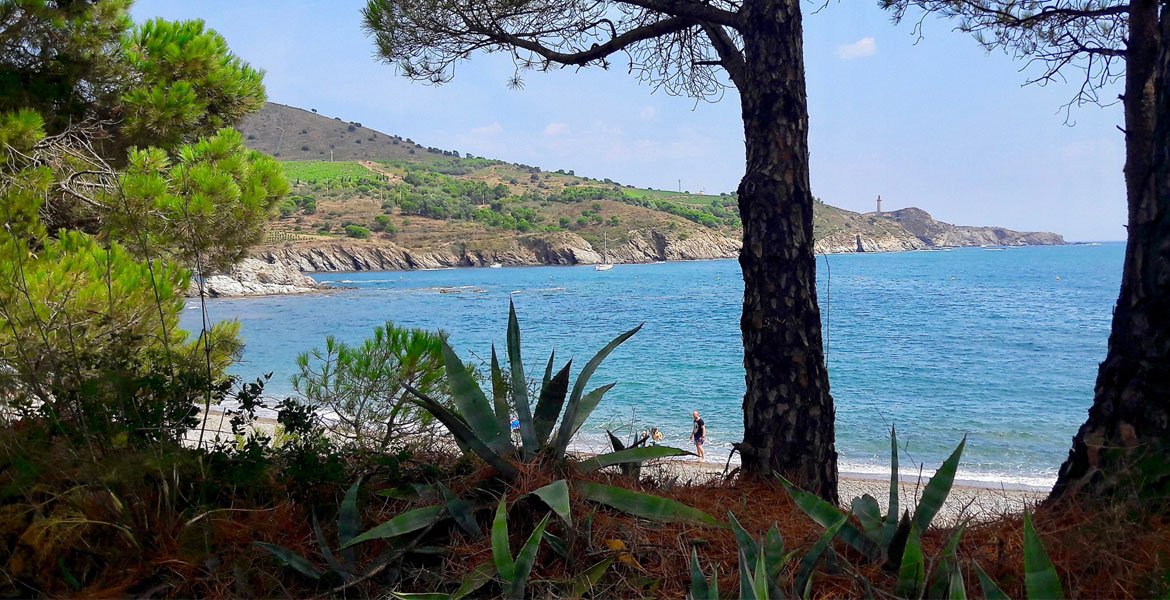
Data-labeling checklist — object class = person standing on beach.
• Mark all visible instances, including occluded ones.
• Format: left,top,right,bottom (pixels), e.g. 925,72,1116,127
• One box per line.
691,411,706,461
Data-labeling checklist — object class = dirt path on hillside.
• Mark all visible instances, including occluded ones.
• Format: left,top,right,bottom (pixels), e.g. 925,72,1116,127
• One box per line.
358,160,403,182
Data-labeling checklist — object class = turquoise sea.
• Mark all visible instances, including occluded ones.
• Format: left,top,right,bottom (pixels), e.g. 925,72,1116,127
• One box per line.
181,243,1124,489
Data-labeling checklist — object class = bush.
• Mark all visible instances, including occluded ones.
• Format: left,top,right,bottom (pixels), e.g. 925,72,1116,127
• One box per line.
346,225,371,239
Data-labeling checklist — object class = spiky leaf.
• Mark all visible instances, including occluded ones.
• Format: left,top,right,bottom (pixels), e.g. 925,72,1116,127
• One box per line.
852,494,883,538
572,558,614,598
492,499,516,583
885,426,901,546
895,523,925,599
452,561,496,600
779,476,883,561
576,446,689,472
254,542,323,580
441,337,506,451
553,324,641,454
339,477,363,564
344,505,442,548
490,345,511,438
1023,511,1063,600
912,436,966,533
690,548,712,600
533,358,571,446
507,300,539,457
439,483,482,540
794,512,847,595
529,479,572,526
312,513,347,577
973,561,1011,600
508,513,550,599
576,481,721,526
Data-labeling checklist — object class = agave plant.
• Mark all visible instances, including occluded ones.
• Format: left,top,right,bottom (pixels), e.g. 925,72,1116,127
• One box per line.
402,300,688,479
778,427,966,574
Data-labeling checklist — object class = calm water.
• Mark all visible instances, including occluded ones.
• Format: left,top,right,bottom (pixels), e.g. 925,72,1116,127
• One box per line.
182,243,1124,489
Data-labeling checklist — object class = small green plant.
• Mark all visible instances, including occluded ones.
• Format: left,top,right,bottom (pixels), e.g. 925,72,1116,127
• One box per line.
402,300,688,479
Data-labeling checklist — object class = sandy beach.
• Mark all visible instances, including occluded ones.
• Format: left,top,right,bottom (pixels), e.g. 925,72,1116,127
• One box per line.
191,409,1046,525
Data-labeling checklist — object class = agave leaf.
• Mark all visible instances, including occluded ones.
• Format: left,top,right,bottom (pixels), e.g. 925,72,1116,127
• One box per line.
492,499,516,584
529,479,572,526
508,513,550,599
606,429,626,452
753,541,771,600
927,523,966,599
884,426,900,546
949,566,969,600
402,383,520,480
438,483,482,540
533,358,571,446
572,557,614,598
794,511,847,596
852,494,883,538
389,594,450,600
895,523,925,599
729,511,760,568
543,529,569,557
441,337,507,452
562,383,617,445
765,524,788,598
1023,511,1063,600
254,542,323,580
576,481,722,527
886,510,913,570
343,505,442,548
973,561,1011,600
507,301,539,458
312,513,347,578
553,324,641,455
576,446,690,473
913,436,966,533
490,346,511,438
690,548,711,600
339,477,364,564
739,548,759,600
779,476,883,561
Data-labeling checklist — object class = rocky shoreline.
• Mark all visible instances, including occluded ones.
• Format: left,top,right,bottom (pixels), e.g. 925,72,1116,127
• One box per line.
190,210,1065,297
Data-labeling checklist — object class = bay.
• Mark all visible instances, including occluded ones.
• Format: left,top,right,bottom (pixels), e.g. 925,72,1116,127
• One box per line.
181,242,1123,489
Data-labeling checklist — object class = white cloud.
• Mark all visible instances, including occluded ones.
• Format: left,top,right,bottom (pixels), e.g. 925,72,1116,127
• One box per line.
639,105,657,120
836,37,876,60
543,122,569,136
470,122,502,135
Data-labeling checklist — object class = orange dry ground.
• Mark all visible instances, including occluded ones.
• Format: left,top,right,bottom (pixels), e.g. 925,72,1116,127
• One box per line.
4,446,1169,598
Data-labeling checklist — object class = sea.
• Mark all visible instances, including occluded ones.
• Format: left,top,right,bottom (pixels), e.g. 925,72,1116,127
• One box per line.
180,243,1124,491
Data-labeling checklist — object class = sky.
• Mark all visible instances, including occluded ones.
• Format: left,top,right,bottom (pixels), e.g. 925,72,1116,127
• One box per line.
133,1,1128,241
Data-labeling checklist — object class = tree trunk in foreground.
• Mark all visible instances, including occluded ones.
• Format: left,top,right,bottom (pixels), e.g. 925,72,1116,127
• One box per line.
736,0,838,503
1051,0,1170,501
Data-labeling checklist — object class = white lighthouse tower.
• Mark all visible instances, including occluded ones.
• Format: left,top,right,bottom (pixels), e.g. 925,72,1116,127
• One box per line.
876,195,883,214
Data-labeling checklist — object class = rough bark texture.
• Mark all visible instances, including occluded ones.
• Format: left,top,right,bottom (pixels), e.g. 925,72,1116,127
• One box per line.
734,0,838,503
1051,0,1170,501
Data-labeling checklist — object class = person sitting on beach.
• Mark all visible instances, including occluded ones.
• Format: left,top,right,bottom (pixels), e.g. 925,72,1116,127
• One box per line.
650,427,663,445
691,411,706,461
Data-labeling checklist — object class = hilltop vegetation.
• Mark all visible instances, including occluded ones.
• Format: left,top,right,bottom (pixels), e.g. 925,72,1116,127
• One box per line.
241,103,1061,256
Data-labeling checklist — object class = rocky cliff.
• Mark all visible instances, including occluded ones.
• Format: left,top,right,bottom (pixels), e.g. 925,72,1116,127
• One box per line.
196,209,1065,296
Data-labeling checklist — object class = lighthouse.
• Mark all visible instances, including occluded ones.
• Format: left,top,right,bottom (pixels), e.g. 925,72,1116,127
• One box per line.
876,195,883,214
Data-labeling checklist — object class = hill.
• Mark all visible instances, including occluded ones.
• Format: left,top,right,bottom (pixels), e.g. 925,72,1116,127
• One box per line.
227,102,1064,281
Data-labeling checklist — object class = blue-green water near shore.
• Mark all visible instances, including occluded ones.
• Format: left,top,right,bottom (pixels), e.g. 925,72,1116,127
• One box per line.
181,243,1123,489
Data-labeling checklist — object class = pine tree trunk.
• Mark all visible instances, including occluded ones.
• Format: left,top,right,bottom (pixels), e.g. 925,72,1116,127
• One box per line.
1051,0,1170,501
735,0,838,503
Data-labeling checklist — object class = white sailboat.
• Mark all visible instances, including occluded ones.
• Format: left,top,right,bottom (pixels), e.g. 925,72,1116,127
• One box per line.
594,231,613,271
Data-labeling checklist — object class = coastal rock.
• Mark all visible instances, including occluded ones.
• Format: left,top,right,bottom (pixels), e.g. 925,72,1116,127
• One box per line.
189,258,332,297
885,207,1066,247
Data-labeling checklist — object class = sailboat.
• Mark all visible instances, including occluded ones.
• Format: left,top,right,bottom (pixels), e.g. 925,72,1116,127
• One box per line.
594,231,613,271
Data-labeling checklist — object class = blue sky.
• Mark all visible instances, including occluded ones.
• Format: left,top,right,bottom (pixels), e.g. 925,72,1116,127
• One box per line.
134,1,1127,241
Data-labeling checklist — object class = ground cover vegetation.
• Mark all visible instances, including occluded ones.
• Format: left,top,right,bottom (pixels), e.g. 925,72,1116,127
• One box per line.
2,0,1170,598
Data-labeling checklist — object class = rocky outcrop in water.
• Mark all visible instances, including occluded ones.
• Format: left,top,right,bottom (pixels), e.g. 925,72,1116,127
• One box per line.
884,208,1065,247
189,258,333,297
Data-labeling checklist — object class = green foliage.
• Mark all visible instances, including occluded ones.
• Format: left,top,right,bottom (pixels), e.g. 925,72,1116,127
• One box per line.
345,224,371,238
255,478,371,582
292,323,449,450
402,300,660,478
120,18,265,149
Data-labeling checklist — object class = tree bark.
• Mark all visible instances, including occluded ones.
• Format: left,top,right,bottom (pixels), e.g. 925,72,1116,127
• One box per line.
735,0,838,503
1051,0,1170,501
